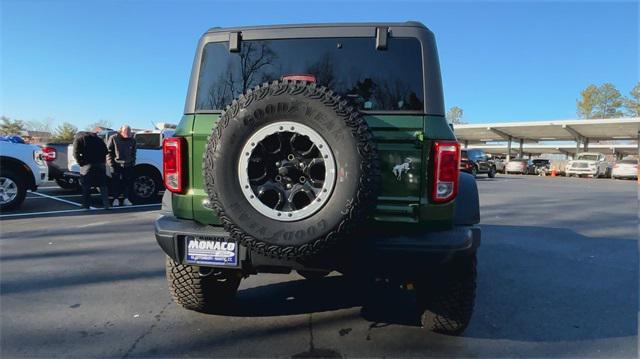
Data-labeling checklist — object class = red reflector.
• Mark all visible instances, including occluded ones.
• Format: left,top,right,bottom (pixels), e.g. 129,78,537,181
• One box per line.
282,74,316,82
432,141,460,203
163,137,184,193
41,147,56,161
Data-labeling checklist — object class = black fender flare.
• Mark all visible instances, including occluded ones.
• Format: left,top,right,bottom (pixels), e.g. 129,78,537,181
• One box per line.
454,172,480,225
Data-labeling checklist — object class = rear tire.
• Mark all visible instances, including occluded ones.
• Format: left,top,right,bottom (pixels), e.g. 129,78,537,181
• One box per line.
130,168,161,204
55,178,80,191
487,167,496,178
0,169,28,211
165,257,241,313
417,254,477,335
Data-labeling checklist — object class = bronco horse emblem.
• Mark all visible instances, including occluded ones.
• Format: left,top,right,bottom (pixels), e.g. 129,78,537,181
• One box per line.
392,158,413,180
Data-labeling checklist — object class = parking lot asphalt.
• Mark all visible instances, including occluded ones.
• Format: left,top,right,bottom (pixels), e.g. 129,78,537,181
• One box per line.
0,175,637,358
0,184,163,219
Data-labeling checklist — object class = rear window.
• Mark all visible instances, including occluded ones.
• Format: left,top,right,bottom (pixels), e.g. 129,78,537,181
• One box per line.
467,150,485,160
195,37,424,112
576,154,599,161
135,133,161,149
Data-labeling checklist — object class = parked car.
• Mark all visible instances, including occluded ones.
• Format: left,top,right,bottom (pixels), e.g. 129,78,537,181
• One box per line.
67,128,174,203
0,139,48,210
460,149,497,178
565,152,611,178
42,143,80,190
612,158,638,180
490,155,506,173
529,159,550,175
505,159,529,174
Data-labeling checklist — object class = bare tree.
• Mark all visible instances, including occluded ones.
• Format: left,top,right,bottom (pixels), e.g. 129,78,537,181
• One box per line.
207,63,238,109
447,107,465,125
202,42,277,109
239,42,277,93
307,53,336,88
374,79,410,110
25,118,54,133
86,119,113,131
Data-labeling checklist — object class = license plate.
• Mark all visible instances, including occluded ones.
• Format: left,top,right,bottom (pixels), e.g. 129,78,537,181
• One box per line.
185,236,238,266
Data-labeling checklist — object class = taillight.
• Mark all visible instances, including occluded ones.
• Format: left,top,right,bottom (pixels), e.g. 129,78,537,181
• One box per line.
432,141,460,203
163,137,185,193
41,147,56,161
33,150,44,165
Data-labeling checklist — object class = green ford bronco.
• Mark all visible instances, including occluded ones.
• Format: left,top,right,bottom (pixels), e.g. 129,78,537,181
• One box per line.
155,22,481,335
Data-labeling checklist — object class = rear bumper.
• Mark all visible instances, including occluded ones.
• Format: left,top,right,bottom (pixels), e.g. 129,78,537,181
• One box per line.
566,168,597,175
59,171,82,185
155,215,480,273
33,164,48,188
64,171,81,179
612,170,637,178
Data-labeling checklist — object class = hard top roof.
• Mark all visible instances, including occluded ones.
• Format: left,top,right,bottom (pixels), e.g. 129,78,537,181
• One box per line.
206,21,427,34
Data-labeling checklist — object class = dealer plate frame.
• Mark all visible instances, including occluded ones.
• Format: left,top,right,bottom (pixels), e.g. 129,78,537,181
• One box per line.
184,235,239,267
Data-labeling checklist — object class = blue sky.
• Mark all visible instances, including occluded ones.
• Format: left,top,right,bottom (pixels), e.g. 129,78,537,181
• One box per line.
1,0,638,130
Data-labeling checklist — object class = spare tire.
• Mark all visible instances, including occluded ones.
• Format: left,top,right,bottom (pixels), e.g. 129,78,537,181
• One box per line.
203,80,379,259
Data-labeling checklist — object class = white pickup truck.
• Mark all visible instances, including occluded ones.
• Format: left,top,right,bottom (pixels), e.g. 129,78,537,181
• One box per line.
66,129,174,203
565,152,612,178
0,140,49,210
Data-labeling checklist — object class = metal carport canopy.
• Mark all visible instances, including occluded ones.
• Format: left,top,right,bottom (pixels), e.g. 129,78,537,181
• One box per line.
453,117,640,143
471,144,638,156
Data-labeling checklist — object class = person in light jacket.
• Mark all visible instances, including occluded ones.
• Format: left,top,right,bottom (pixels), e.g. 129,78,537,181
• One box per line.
107,125,136,206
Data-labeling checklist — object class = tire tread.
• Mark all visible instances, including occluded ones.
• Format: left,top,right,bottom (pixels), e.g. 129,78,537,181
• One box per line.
202,80,380,259
419,255,477,335
165,257,240,312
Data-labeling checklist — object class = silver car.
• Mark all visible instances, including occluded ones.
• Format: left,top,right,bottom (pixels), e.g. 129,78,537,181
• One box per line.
505,159,529,174
612,159,638,180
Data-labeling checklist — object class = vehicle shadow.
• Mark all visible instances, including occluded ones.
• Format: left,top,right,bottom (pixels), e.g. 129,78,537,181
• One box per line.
227,275,418,325
475,175,529,181
219,224,637,342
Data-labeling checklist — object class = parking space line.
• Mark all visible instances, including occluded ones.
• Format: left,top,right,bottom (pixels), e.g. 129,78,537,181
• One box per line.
101,204,160,210
28,194,84,198
37,187,78,191
0,203,160,219
30,191,84,207
0,208,90,218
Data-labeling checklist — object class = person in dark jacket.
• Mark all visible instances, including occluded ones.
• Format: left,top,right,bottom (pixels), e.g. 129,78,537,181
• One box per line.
107,125,137,206
73,128,110,209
